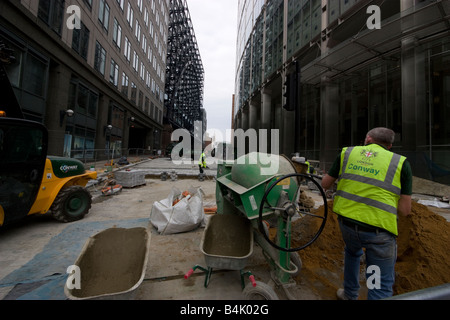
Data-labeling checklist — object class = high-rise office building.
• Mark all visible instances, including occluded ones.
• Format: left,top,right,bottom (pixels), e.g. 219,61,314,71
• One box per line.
163,0,205,153
1,0,170,159
235,0,450,184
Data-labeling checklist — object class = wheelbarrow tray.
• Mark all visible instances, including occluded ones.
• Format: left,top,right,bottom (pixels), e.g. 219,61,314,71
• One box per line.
65,227,151,300
200,214,253,271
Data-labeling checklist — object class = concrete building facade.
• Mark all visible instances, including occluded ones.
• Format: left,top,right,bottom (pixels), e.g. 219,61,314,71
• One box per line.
234,0,450,184
0,0,169,161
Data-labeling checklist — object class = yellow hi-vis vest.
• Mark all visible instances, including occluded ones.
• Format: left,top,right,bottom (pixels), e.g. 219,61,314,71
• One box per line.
333,144,406,236
198,153,206,167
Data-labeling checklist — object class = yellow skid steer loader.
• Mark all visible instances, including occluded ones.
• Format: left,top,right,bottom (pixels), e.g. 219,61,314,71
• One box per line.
0,41,97,226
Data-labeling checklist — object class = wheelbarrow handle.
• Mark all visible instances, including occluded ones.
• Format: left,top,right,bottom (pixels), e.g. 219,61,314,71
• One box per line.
184,268,194,279
249,275,257,287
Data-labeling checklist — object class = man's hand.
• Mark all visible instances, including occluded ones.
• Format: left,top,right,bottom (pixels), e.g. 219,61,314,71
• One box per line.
398,195,412,217
322,174,337,190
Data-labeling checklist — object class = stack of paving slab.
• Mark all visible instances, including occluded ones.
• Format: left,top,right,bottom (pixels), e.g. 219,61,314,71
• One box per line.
115,170,146,188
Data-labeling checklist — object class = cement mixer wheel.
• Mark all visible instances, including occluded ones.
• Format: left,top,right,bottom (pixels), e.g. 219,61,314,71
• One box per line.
243,281,279,300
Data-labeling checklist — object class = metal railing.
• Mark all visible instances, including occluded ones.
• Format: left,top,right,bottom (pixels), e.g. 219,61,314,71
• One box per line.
68,148,161,167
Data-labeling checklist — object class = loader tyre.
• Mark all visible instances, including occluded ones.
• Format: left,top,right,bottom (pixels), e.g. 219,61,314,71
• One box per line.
51,186,92,222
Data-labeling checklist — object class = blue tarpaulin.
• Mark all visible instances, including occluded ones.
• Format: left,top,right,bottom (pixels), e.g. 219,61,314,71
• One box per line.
0,218,148,300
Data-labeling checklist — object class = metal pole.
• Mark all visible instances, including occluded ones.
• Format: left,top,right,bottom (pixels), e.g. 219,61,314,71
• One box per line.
386,283,450,300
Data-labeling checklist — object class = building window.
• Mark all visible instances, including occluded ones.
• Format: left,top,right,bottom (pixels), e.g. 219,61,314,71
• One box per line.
98,0,110,32
116,0,124,11
113,18,122,49
142,35,147,53
145,96,150,114
38,0,65,35
124,37,131,61
110,105,125,130
83,0,92,9
133,51,139,71
135,20,141,42
139,90,143,109
74,82,99,118
127,2,134,28
122,72,129,97
131,82,137,105
1,37,49,123
148,46,152,62
110,59,119,87
65,78,99,160
94,41,106,75
149,21,154,39
140,62,145,80
23,53,48,97
72,22,90,60
146,71,151,88
144,8,149,27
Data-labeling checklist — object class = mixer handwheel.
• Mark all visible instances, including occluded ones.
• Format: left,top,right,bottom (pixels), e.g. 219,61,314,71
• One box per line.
258,173,328,252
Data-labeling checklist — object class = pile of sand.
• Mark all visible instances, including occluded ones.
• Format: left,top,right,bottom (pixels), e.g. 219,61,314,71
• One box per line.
292,201,450,297
396,201,450,294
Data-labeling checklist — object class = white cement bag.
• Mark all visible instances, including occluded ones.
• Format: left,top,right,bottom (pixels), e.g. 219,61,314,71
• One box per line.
150,187,205,235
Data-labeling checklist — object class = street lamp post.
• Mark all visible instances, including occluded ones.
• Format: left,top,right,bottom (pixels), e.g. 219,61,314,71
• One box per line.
106,125,113,165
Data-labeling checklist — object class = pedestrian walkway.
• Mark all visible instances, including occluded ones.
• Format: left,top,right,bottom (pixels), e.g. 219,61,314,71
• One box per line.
133,157,217,178
88,156,217,179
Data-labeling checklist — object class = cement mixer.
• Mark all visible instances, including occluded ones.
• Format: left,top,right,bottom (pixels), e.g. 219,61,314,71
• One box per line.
215,152,328,299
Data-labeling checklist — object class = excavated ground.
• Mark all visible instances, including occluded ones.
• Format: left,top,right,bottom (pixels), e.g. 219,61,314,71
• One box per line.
292,201,450,299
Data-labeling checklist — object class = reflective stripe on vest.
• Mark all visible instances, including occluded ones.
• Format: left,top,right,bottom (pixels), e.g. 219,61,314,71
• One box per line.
333,145,406,235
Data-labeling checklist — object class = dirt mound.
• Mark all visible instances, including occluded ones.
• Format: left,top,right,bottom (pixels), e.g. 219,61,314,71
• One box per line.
292,205,344,299
292,201,450,298
396,201,450,295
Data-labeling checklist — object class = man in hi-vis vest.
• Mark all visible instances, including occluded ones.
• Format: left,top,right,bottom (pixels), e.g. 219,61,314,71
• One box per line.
198,152,206,174
322,127,412,300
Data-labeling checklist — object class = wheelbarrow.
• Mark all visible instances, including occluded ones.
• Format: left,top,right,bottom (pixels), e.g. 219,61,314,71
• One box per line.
184,214,264,296
64,227,151,300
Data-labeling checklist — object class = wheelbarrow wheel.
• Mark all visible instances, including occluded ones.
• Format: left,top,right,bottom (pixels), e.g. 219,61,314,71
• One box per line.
243,281,279,300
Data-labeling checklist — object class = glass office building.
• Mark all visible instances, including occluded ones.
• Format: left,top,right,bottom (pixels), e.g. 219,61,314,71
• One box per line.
234,0,450,184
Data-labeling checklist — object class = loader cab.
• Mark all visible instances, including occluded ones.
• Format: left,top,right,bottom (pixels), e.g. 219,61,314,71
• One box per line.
0,117,48,226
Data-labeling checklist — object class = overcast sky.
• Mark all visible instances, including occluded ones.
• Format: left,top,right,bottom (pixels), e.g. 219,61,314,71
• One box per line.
186,0,238,142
